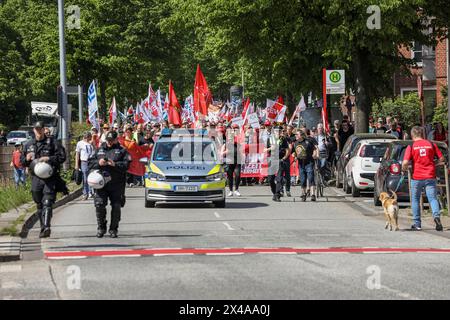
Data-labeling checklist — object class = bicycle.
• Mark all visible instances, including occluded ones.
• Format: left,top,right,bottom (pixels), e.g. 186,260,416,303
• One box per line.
314,159,328,199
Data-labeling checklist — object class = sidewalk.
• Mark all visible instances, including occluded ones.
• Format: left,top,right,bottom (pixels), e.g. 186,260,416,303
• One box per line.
330,187,450,233
0,186,82,262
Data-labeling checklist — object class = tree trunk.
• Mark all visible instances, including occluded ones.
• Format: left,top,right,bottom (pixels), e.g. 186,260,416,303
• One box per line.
353,49,371,133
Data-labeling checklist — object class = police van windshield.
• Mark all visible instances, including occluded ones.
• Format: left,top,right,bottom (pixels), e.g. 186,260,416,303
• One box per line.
153,141,217,163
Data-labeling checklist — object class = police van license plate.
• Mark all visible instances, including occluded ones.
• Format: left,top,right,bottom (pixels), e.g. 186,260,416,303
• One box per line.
175,186,198,192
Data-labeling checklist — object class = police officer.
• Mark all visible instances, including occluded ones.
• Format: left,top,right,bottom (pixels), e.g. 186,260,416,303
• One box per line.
88,131,130,238
264,126,290,202
20,121,66,238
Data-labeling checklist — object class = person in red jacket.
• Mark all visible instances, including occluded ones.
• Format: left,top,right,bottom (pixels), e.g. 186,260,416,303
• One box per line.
121,125,146,187
10,143,26,188
402,126,446,231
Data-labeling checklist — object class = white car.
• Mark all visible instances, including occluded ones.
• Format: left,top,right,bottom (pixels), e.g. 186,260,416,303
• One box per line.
6,131,32,146
343,139,391,197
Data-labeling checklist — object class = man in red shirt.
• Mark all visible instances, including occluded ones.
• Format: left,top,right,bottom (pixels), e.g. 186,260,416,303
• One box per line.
10,143,26,188
402,126,445,231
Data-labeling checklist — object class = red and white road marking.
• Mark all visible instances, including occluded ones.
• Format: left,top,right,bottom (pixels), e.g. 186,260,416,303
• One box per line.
44,247,450,260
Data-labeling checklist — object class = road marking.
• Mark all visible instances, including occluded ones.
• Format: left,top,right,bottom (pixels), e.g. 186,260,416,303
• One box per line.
0,265,22,273
43,247,450,260
48,256,87,260
223,222,235,231
214,212,221,218
258,252,297,255
103,254,142,258
153,253,195,257
206,253,245,256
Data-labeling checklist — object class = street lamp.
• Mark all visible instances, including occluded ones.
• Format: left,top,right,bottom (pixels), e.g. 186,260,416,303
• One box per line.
58,0,69,169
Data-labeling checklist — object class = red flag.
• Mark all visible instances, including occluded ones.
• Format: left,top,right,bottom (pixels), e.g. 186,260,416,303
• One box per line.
241,97,250,118
168,81,182,126
194,64,212,116
274,96,286,123
127,106,134,115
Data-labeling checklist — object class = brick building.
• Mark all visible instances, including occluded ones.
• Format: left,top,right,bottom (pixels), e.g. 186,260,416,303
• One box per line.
394,38,448,123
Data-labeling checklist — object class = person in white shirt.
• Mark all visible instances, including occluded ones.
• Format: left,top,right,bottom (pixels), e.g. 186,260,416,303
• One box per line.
76,132,95,200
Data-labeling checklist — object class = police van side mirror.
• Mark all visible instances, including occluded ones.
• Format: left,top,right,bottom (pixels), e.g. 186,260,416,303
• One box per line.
139,157,149,164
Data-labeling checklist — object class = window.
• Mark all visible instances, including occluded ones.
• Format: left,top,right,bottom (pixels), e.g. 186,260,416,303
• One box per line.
411,42,423,65
153,141,217,162
361,144,389,158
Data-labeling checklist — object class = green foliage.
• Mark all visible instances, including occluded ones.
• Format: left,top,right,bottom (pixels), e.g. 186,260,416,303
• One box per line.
0,0,448,130
372,93,421,129
433,86,448,128
0,179,32,213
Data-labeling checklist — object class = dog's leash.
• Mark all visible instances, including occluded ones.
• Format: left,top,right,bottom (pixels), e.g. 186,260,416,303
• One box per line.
389,172,406,198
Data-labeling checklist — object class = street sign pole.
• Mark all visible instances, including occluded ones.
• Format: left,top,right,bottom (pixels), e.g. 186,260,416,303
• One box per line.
78,85,83,123
58,0,69,169
322,68,328,133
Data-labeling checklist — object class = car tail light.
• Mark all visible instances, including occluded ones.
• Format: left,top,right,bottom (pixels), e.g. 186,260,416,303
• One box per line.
359,145,366,157
389,163,401,175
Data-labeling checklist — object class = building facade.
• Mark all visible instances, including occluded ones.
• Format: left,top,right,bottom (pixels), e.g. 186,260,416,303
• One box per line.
394,38,448,123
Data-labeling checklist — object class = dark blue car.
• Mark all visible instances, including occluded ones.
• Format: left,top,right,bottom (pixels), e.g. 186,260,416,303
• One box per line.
373,140,448,206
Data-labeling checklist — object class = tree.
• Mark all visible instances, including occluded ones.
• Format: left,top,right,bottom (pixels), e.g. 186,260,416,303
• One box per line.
372,93,422,130
0,17,29,130
433,86,448,128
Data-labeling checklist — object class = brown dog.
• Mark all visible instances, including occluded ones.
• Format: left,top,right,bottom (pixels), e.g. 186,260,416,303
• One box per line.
379,192,399,231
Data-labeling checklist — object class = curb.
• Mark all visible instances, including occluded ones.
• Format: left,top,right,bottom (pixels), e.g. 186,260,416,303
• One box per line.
0,187,83,262
19,187,83,238
0,237,21,262
330,187,447,233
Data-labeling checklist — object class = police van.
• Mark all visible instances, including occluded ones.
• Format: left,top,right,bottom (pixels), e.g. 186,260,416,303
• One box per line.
142,129,226,208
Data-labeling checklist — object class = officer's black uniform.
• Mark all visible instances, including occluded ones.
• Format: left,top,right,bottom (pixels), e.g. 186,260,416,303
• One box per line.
266,128,290,202
20,122,66,238
88,132,130,238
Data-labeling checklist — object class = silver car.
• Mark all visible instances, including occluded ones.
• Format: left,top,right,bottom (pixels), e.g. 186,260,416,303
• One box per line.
143,129,226,208
6,131,32,146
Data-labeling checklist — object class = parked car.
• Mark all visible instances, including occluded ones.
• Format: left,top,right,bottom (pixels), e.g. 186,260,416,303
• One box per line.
373,140,448,206
6,130,32,146
335,133,397,188
343,139,391,197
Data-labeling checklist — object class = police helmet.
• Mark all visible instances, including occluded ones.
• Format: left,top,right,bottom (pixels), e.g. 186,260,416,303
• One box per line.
87,170,111,189
31,160,54,179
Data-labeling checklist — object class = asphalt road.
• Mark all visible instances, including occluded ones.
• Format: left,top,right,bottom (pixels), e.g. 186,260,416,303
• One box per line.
2,185,450,300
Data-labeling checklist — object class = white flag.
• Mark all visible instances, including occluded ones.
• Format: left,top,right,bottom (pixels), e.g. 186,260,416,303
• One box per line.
109,96,117,125
87,81,99,130
289,96,306,125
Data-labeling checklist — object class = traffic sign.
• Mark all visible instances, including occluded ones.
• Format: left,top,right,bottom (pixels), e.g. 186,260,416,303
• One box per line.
326,70,345,94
